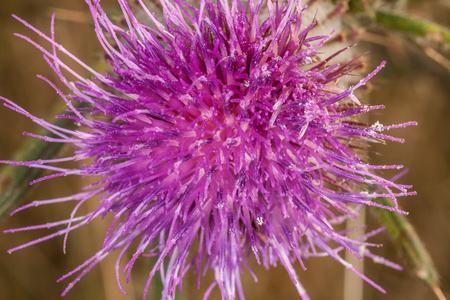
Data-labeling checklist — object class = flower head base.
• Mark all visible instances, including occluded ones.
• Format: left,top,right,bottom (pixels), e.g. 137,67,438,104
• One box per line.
2,0,416,299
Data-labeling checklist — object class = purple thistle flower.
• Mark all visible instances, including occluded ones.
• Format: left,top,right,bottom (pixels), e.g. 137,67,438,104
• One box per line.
1,0,417,299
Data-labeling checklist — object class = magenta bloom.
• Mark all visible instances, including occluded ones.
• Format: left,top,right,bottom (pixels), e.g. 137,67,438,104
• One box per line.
2,0,416,299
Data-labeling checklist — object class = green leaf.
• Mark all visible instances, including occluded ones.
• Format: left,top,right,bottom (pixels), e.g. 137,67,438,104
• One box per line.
0,102,81,218
374,198,446,300
374,10,450,44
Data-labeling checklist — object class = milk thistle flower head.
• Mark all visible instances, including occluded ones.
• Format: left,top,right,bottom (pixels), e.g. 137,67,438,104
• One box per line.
2,0,416,299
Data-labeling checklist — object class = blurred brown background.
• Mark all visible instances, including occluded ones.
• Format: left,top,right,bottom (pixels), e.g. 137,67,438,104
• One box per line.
0,0,449,299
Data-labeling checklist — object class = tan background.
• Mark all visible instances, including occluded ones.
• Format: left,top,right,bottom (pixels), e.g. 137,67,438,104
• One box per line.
0,0,449,299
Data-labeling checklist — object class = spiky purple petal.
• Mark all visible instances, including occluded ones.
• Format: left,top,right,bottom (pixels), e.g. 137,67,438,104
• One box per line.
2,0,416,299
